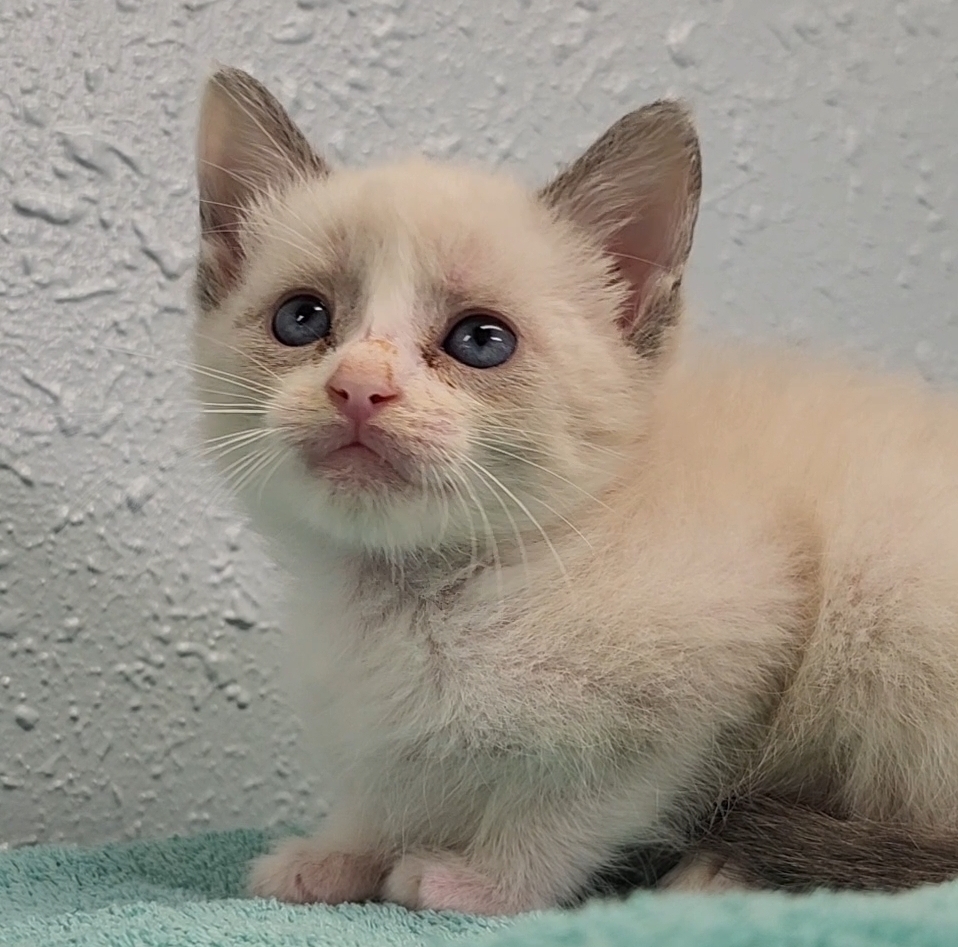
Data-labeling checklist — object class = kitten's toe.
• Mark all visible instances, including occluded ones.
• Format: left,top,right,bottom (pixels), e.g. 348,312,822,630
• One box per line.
381,853,426,906
248,836,385,904
384,853,531,915
658,852,746,892
383,855,426,910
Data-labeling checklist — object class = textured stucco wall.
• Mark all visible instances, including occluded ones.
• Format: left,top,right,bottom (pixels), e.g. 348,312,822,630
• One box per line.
1,0,956,847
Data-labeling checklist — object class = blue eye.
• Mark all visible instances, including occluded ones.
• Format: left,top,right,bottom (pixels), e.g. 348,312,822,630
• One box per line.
442,314,517,369
272,294,332,346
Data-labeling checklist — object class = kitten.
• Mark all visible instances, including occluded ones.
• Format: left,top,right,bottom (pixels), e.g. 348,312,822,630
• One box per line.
190,67,958,914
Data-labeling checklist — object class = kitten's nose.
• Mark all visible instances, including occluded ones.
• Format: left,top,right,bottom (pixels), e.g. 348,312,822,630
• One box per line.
325,367,401,424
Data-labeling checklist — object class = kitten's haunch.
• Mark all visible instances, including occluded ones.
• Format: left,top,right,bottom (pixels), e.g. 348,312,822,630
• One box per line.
584,796,958,896
191,66,958,913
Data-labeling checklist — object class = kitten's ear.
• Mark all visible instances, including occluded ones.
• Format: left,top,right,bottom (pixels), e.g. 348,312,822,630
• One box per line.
195,67,328,309
540,102,701,357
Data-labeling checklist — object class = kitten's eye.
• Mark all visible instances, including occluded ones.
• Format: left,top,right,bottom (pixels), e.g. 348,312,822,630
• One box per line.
272,295,332,347
442,314,517,369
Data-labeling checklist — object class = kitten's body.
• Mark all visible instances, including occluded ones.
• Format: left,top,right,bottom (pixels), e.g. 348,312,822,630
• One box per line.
192,69,958,913
264,350,958,907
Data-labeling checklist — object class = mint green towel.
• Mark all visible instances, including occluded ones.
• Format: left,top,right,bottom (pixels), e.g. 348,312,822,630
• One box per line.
3,828,958,946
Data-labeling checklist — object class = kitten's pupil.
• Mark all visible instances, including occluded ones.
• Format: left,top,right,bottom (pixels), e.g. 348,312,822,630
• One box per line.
443,314,517,369
273,294,332,347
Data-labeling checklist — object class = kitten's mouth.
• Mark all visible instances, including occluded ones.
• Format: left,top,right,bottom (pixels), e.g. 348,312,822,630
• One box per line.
304,436,410,488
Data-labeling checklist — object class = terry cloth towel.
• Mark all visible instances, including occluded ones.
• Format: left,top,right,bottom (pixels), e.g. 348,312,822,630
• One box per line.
3,828,958,946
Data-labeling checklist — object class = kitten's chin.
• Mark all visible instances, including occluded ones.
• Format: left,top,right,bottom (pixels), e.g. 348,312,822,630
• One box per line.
247,448,449,554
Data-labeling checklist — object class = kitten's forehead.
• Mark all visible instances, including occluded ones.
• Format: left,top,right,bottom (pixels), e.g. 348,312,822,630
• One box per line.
260,159,557,321
327,159,538,245
363,263,418,338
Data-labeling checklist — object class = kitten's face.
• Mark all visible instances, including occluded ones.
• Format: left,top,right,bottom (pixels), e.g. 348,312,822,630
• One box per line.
193,70,700,555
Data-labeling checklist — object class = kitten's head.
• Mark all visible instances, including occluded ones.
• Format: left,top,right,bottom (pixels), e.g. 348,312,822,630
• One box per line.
192,68,700,556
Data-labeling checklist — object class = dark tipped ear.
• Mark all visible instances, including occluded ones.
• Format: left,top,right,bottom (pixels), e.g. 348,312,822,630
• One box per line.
540,102,701,357
195,67,328,310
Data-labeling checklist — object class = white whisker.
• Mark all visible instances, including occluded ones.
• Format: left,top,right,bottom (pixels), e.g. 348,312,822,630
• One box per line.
201,429,276,462
104,345,280,401
472,439,611,510
460,455,570,581
489,424,626,460
458,456,530,578
192,332,286,384
444,460,505,602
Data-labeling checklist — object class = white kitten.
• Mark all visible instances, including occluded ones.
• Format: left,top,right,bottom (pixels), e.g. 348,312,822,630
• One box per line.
190,68,958,913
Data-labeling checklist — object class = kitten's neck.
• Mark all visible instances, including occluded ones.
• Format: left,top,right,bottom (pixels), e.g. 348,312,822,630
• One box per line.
265,502,538,609
355,545,494,605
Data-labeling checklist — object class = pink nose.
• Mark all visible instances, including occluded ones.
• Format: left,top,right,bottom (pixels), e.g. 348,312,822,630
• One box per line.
325,369,400,423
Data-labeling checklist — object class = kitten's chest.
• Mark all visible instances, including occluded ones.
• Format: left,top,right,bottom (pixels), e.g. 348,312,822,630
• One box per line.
287,567,569,761
285,522,804,797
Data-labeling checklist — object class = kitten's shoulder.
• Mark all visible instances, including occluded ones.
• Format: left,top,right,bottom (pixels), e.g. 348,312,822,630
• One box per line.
644,336,958,518
656,336,958,436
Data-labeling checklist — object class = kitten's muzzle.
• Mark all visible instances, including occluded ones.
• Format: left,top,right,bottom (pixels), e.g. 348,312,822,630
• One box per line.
303,422,413,488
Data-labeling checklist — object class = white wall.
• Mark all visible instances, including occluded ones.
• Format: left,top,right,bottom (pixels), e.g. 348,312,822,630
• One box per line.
1,0,956,846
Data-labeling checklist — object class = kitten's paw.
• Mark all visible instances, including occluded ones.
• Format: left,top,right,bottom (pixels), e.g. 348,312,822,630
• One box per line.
248,836,385,904
384,853,535,915
659,852,746,892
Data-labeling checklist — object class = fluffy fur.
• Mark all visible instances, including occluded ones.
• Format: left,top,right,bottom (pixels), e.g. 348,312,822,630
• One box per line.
190,68,958,914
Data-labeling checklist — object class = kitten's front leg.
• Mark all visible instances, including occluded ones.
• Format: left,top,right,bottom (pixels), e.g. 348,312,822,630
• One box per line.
382,793,630,915
249,808,387,904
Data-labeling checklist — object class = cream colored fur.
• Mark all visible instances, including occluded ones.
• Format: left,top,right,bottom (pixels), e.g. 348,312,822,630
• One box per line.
191,69,958,914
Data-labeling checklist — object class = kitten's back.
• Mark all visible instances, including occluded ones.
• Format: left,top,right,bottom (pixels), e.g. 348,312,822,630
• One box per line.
651,346,958,825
